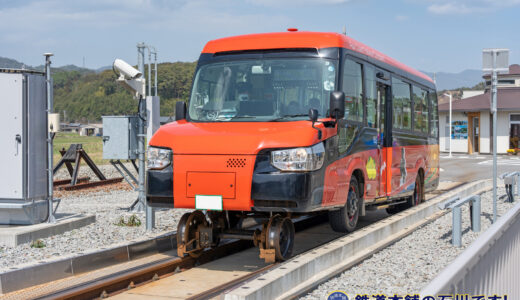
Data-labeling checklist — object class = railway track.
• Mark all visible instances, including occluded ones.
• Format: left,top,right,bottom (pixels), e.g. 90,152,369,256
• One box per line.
6,181,464,300
8,215,327,300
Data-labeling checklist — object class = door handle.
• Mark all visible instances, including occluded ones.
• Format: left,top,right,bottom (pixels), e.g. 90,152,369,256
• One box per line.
15,134,21,156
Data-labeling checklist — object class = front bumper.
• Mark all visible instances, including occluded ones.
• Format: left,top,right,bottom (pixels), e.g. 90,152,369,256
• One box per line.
145,154,326,212
250,154,325,212
146,165,173,208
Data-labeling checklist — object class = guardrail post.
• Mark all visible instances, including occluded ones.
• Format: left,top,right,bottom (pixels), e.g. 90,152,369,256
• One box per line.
516,174,520,197
452,206,462,247
471,196,481,232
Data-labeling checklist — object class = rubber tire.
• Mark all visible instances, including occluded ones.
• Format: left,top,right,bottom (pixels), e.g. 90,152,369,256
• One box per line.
328,176,361,233
410,171,425,206
386,172,424,215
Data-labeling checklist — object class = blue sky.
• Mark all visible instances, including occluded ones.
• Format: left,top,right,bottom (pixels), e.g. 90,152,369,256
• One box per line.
1,0,519,73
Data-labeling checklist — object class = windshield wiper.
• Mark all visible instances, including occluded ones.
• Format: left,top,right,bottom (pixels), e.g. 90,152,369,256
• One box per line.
269,114,309,122
229,115,258,120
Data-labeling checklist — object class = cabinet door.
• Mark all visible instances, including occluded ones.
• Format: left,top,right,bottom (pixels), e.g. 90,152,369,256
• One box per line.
27,74,47,199
0,73,24,199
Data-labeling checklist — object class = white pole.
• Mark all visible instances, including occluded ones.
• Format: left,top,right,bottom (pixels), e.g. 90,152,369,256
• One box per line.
154,51,158,97
492,51,498,224
449,93,452,158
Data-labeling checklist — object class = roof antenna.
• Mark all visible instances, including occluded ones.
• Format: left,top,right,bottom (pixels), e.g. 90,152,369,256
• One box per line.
342,25,347,35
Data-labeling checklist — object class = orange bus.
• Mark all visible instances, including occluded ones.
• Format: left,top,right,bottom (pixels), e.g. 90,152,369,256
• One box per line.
146,30,439,262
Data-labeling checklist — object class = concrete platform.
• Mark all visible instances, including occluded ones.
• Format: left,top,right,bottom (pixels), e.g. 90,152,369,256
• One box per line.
0,213,95,247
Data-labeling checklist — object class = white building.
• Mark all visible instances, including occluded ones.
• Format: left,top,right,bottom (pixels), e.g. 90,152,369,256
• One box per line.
439,64,520,154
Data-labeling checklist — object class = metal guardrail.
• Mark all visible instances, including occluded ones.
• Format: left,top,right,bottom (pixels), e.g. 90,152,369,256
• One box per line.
438,195,481,247
500,171,520,202
422,199,520,298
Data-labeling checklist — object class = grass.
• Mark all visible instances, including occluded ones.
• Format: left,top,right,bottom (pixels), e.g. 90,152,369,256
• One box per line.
53,132,105,166
30,239,46,248
115,214,142,227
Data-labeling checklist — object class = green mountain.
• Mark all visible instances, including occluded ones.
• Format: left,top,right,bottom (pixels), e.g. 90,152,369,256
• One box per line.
1,56,196,122
0,56,29,69
53,61,196,122
1,56,95,74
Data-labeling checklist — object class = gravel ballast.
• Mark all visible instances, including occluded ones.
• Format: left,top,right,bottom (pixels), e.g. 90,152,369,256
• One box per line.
0,164,189,272
301,184,515,299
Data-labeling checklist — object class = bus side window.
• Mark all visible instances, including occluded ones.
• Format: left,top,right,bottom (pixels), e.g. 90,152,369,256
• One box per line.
364,65,377,128
392,77,411,130
429,91,439,137
342,59,363,122
412,86,429,133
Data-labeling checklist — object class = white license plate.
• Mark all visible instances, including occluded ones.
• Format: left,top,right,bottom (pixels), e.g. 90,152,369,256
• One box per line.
195,195,223,210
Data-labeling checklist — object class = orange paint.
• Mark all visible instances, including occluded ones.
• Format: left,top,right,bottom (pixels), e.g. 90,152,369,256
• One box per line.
173,155,255,211
186,172,236,199
149,120,336,155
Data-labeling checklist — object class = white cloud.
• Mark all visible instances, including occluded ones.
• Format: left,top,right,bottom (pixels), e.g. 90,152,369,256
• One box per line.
0,0,293,65
425,0,520,14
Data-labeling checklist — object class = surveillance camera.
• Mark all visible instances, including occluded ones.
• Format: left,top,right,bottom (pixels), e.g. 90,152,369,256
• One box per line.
113,59,142,80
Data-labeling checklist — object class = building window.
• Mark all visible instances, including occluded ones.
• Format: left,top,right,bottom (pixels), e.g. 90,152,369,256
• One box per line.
486,79,516,85
392,77,411,130
342,59,363,122
510,114,520,149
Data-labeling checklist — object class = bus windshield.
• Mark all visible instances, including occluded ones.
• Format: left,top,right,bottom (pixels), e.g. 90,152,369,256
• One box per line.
188,58,338,122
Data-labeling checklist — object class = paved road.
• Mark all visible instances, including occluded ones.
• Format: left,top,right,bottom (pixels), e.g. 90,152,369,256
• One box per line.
440,153,520,182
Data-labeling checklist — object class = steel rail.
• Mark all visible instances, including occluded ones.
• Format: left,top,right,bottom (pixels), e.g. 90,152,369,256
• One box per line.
38,239,253,300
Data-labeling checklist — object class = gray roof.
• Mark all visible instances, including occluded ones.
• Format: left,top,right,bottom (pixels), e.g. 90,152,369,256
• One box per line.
439,88,520,112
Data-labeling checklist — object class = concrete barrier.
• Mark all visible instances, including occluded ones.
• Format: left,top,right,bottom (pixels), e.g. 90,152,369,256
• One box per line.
0,231,176,294
0,214,95,247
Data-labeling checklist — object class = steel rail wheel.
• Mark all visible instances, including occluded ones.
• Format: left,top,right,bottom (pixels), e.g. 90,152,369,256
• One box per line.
266,216,295,261
177,211,207,258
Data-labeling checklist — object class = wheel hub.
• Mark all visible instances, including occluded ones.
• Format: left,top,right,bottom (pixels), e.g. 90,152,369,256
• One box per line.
347,190,358,219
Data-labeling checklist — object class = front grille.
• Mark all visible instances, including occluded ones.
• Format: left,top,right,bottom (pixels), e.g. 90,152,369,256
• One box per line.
226,158,246,168
254,200,298,208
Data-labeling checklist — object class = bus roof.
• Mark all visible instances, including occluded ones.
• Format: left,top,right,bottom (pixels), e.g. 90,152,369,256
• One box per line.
202,31,433,84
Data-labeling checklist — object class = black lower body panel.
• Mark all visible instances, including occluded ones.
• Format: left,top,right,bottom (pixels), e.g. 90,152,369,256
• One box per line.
146,165,174,208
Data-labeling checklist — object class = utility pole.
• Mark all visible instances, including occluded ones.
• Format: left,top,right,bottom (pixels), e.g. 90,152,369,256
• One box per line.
483,48,509,224
44,53,56,224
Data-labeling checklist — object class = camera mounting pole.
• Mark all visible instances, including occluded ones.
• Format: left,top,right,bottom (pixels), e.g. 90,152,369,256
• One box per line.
113,44,155,231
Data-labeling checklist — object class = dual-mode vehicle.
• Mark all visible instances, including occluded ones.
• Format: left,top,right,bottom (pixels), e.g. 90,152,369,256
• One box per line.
146,30,440,262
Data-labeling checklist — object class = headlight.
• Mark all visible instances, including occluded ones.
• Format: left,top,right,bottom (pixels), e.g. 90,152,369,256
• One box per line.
147,147,172,170
271,143,325,171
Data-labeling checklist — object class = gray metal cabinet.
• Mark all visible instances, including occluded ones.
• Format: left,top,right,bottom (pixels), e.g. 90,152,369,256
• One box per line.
0,70,48,224
102,116,139,160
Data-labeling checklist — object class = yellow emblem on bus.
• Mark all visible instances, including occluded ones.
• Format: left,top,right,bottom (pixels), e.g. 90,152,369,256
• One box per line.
366,156,376,180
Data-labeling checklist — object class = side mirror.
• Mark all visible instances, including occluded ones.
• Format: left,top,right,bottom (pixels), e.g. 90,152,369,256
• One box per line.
308,108,322,140
329,91,345,119
175,101,187,121
308,108,318,123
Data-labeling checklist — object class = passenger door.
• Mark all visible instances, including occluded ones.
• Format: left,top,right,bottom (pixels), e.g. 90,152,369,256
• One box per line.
377,80,391,197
